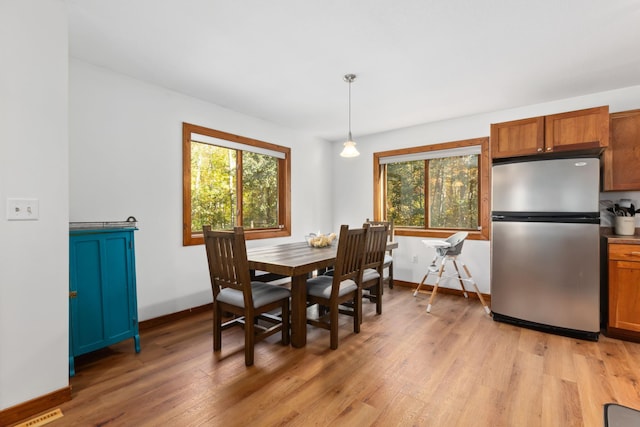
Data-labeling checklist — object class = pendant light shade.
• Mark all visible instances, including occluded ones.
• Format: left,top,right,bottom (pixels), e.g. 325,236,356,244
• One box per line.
340,139,359,157
340,74,360,158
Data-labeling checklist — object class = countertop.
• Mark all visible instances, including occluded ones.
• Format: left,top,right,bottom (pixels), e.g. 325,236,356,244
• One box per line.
601,227,640,244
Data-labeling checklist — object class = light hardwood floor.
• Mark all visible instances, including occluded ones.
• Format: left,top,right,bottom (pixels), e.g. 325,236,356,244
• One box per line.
46,287,640,426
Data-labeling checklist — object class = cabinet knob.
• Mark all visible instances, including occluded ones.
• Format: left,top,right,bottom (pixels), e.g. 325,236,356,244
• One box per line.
69,291,78,298
546,147,552,152
537,148,543,152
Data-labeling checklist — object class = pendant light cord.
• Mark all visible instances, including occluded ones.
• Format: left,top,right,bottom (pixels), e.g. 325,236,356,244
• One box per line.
344,73,356,141
348,78,352,140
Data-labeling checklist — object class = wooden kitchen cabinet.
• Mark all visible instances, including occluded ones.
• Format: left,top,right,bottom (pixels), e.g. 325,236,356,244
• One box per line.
490,116,544,158
545,106,609,153
603,109,640,191
607,242,640,342
490,106,609,159
69,225,140,376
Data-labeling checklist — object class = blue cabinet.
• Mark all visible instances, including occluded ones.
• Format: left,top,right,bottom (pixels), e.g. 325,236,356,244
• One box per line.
69,225,140,376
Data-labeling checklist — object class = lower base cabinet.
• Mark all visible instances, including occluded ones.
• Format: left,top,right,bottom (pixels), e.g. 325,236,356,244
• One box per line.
69,225,140,376
607,243,640,342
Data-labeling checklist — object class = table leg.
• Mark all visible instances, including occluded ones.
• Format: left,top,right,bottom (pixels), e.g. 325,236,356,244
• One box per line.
290,274,307,348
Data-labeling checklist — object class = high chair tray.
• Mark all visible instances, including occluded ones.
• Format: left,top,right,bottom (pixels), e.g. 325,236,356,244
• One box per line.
421,239,451,248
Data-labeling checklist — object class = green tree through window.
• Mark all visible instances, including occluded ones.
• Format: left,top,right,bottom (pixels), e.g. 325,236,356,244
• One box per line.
386,160,425,227
242,151,278,229
183,123,291,245
386,155,478,229
373,137,489,240
428,155,478,229
190,142,237,232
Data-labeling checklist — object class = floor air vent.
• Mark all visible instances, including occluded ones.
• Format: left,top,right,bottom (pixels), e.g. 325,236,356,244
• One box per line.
15,408,63,427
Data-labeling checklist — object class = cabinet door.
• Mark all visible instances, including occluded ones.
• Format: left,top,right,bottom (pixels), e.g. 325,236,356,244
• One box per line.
70,231,137,355
102,233,137,342
609,259,640,332
608,244,640,334
544,106,609,153
490,116,544,158
70,237,105,355
603,109,640,191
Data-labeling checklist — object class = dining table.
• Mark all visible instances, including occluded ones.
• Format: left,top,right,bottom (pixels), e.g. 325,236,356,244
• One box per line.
246,240,398,348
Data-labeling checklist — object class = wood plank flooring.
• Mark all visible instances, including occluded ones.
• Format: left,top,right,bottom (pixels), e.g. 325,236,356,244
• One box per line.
44,287,640,426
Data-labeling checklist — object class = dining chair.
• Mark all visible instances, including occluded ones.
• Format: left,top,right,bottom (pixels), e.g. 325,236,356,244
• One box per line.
306,224,368,349
203,225,291,366
365,218,395,288
359,223,390,318
335,223,388,322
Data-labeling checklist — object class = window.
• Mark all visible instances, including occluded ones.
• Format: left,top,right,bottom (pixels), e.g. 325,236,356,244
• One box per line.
373,137,490,240
183,122,291,245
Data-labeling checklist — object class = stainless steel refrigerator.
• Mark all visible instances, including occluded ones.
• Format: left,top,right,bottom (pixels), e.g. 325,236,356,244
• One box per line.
490,156,601,340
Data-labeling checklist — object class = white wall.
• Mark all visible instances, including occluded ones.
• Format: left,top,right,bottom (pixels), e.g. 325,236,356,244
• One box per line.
0,0,69,411
332,85,640,294
69,60,335,321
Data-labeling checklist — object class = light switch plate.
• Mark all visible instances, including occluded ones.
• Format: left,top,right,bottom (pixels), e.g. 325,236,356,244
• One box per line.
7,198,39,220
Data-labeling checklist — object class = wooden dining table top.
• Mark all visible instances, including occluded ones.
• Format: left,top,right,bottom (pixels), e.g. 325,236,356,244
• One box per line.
247,242,338,276
247,240,397,266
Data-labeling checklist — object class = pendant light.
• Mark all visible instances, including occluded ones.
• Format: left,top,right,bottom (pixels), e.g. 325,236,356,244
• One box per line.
340,73,360,158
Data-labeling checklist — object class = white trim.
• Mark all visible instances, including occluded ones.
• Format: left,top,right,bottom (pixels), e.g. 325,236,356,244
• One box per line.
379,145,481,164
191,132,286,159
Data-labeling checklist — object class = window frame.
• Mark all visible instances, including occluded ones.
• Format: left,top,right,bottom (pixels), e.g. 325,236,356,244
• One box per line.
182,122,291,246
373,137,490,241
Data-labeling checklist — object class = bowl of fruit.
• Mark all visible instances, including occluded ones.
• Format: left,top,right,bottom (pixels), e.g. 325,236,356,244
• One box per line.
305,232,337,248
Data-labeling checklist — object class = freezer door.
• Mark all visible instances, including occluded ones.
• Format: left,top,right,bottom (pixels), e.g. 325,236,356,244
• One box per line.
492,157,600,213
490,221,600,333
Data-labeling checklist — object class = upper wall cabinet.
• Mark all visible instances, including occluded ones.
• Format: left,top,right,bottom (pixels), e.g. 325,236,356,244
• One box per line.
490,116,544,158
603,109,640,191
490,106,609,159
545,106,609,152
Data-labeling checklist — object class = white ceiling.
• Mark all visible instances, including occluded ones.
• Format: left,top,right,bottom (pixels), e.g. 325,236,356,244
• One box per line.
67,0,640,142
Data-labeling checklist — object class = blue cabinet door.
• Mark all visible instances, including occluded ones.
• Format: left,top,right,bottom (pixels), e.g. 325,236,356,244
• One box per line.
69,228,140,375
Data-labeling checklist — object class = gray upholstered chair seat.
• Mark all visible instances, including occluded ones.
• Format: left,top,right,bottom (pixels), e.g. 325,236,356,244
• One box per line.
383,254,393,265
307,275,357,299
217,282,291,308
362,268,381,282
